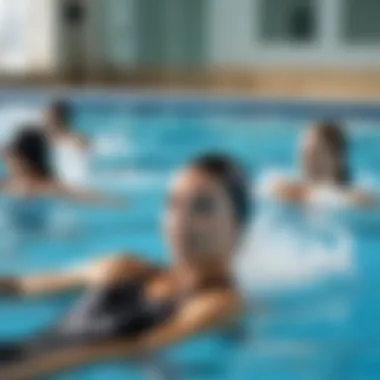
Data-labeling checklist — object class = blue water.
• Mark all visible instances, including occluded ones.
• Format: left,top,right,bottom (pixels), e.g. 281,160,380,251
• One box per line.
1,96,380,379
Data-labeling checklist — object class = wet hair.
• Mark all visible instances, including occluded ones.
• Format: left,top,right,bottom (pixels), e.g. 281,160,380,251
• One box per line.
49,99,72,127
314,120,350,185
190,154,251,228
10,127,53,179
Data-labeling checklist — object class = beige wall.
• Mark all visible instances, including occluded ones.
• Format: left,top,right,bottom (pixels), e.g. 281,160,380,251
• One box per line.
27,0,58,74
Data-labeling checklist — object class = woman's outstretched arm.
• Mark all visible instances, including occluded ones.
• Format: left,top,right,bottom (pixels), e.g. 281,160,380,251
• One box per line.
1,289,242,380
52,181,127,206
0,256,155,297
0,271,85,297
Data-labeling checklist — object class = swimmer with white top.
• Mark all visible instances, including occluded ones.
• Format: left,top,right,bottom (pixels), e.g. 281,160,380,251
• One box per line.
274,120,370,206
45,100,90,187
0,125,115,204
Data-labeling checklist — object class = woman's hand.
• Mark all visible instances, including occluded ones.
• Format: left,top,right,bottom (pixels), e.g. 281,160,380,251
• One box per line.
53,181,129,207
0,277,20,297
349,189,373,207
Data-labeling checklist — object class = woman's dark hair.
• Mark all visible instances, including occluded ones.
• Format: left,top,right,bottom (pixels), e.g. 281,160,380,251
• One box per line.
315,120,350,185
190,153,251,228
10,127,53,179
49,99,72,127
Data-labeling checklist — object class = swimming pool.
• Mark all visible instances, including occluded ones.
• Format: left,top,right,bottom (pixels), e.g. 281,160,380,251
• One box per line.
1,93,380,379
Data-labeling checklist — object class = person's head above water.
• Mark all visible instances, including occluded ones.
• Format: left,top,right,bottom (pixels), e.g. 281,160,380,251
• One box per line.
6,127,52,180
165,153,251,276
301,120,350,186
45,99,72,134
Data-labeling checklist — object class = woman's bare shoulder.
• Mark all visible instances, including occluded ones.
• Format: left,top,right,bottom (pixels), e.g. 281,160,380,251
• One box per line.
79,254,161,287
148,287,244,348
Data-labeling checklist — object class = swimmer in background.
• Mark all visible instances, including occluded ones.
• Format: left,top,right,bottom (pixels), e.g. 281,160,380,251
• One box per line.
273,120,371,206
45,100,90,187
0,154,250,379
0,126,115,204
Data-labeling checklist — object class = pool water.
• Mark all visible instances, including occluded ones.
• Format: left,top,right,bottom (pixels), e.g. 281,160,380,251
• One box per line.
1,96,380,379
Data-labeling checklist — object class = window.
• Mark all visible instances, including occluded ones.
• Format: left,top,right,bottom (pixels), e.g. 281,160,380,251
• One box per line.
0,0,29,71
259,0,317,43
343,0,380,43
